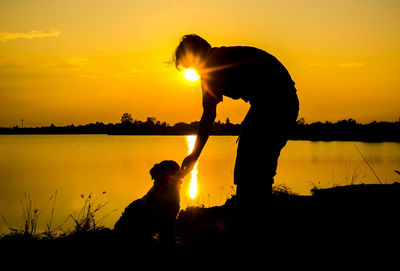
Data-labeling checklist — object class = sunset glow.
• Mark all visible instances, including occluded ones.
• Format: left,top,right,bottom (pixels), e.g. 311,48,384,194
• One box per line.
0,0,399,127
186,135,198,199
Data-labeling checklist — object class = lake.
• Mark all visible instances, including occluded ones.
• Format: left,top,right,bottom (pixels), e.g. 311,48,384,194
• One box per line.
0,135,399,234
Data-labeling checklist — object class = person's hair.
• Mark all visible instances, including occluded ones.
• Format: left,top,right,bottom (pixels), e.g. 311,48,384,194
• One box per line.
150,160,180,184
171,34,211,70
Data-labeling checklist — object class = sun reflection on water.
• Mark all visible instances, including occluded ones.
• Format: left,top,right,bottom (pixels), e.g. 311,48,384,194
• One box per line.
186,135,198,199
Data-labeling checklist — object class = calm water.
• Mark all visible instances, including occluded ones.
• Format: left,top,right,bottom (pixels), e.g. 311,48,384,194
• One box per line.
1,135,399,233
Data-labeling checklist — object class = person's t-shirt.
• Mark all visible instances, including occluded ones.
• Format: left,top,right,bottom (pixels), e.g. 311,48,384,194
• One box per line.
201,46,296,109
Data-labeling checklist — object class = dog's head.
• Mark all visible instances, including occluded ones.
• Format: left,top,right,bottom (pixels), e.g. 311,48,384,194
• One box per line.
150,160,182,189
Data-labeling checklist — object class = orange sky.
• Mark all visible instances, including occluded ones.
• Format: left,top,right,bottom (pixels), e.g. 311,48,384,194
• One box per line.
0,0,399,127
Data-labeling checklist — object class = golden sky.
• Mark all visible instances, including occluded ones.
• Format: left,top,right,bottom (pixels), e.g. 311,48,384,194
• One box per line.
0,0,399,127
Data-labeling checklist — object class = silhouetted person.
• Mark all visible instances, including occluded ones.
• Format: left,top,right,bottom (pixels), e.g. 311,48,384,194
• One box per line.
114,160,182,244
173,34,299,226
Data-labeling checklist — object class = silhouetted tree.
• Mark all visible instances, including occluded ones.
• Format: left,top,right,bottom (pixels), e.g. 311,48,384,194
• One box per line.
121,113,133,125
146,117,157,124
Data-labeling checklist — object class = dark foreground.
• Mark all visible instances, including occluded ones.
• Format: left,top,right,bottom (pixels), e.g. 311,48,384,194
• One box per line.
1,183,399,269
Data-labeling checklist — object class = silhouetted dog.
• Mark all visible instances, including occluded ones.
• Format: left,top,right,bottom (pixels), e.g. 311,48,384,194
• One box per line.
114,160,181,243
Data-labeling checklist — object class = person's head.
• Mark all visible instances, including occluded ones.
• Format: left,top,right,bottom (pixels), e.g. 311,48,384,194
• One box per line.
172,34,211,71
150,160,181,186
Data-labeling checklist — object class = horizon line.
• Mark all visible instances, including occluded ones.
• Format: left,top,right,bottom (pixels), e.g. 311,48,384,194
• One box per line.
1,117,399,129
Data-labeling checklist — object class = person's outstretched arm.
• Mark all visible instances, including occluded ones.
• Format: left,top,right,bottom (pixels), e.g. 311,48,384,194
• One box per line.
181,85,218,177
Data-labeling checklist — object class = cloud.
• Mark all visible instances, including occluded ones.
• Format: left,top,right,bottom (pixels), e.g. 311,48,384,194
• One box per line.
65,57,89,67
0,29,60,42
308,63,330,67
41,57,89,68
308,62,366,68
336,62,365,68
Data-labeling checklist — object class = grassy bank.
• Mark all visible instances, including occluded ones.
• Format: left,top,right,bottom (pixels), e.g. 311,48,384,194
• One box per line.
1,183,399,268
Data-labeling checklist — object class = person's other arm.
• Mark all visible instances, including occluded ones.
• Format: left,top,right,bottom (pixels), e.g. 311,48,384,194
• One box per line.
192,102,216,158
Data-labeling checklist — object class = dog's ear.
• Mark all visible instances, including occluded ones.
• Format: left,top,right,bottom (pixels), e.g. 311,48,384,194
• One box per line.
150,163,162,181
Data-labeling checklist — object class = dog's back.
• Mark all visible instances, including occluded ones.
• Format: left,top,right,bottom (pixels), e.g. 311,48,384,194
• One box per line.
114,182,180,241
114,199,145,236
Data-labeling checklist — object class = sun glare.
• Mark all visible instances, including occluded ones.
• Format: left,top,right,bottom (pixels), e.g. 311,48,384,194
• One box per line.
186,135,198,199
183,68,199,82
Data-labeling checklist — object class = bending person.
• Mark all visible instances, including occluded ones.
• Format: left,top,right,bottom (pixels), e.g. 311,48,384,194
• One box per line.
172,34,299,217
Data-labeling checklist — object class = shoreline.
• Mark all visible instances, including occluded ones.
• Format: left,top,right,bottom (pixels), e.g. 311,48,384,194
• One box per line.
1,133,400,143
1,118,399,142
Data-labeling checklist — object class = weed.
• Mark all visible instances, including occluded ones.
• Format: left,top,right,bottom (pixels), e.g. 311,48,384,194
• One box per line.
353,144,382,184
69,191,115,233
0,190,71,239
0,191,115,239
272,183,297,196
20,193,39,237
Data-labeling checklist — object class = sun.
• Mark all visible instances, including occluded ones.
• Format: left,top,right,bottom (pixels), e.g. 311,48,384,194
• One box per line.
183,68,200,82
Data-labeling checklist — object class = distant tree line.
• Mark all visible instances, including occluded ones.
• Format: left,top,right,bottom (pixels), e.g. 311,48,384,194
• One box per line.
1,113,399,142
0,113,240,136
291,118,400,142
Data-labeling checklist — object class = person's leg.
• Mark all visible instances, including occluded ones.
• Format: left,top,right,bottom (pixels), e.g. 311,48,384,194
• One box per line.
234,106,256,213
234,106,277,234
234,105,281,208
234,126,277,255
234,100,297,218
234,90,299,255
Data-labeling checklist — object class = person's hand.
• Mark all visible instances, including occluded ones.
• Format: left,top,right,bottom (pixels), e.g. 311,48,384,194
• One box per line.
181,154,198,178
